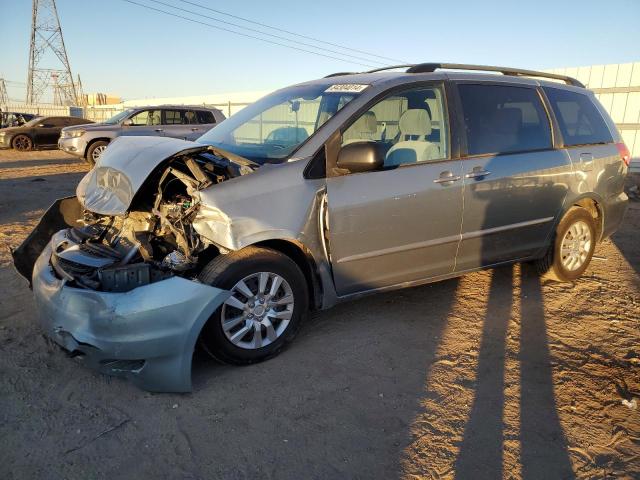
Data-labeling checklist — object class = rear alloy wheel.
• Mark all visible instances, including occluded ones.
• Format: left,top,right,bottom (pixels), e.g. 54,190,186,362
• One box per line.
86,140,109,165
535,207,596,282
198,246,308,364
12,134,32,151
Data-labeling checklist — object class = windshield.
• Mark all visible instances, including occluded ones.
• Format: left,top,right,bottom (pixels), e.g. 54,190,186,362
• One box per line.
104,109,134,125
21,117,44,128
196,83,364,164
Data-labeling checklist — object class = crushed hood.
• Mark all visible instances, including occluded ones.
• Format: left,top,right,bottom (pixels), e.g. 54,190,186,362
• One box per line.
76,136,255,216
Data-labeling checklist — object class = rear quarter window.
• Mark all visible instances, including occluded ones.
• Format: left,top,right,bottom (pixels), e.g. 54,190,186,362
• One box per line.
197,110,215,124
69,117,89,125
47,117,66,127
458,84,552,156
543,87,613,147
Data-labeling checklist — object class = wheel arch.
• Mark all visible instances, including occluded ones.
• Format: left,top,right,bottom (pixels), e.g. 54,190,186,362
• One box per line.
84,137,111,158
565,194,604,242
252,238,323,311
11,132,34,148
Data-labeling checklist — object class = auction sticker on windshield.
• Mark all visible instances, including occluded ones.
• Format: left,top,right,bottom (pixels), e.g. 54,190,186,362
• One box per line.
325,84,369,93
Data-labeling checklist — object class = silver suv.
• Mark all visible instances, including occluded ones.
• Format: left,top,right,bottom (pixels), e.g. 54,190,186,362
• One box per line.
58,105,226,164
14,63,630,392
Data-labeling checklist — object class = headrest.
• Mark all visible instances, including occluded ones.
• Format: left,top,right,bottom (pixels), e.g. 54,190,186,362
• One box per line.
399,109,432,137
349,111,377,135
360,111,377,133
492,108,522,135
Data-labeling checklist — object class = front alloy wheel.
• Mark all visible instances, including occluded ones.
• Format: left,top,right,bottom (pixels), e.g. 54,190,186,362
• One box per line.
198,246,308,364
91,144,107,162
12,135,32,151
221,272,294,349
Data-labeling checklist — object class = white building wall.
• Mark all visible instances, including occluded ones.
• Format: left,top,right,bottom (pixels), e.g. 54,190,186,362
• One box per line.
547,62,640,172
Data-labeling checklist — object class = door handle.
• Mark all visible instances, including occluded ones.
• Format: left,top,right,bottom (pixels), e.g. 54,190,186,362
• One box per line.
191,127,200,131
154,128,164,132
433,171,462,184
465,166,491,179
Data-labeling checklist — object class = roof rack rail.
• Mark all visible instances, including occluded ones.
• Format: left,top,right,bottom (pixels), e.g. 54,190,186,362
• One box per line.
324,72,356,78
404,63,585,87
325,63,584,88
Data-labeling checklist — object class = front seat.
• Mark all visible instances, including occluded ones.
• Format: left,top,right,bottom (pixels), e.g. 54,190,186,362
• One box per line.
385,109,440,167
342,111,378,145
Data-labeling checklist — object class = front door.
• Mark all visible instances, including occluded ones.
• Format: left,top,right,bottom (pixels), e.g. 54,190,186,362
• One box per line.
326,84,464,296
122,109,164,137
35,117,64,145
452,83,572,271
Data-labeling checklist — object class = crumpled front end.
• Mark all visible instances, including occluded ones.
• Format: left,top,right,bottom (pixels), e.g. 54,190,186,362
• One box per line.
32,231,229,392
11,138,268,391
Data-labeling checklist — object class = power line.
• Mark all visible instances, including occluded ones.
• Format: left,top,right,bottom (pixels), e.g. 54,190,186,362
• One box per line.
177,0,406,64
147,0,388,66
121,0,379,68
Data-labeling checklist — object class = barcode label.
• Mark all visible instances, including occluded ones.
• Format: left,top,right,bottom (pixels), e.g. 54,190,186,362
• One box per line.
325,84,369,93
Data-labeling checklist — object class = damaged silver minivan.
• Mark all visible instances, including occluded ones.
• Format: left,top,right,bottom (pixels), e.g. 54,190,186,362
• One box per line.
13,64,630,392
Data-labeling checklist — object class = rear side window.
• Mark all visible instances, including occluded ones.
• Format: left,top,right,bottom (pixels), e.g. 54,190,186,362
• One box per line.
47,117,66,127
163,110,184,125
197,110,215,124
543,87,613,147
458,84,552,156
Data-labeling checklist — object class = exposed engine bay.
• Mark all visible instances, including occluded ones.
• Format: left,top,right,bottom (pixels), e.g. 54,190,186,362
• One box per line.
49,150,253,292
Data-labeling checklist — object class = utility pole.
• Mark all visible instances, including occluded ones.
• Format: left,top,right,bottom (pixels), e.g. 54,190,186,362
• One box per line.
75,74,86,106
0,78,8,107
26,0,79,105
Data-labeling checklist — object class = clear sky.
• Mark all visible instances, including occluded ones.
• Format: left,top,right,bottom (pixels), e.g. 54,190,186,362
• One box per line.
1,0,639,102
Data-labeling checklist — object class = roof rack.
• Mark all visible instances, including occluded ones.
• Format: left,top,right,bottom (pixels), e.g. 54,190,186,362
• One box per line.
325,63,585,88
405,63,585,87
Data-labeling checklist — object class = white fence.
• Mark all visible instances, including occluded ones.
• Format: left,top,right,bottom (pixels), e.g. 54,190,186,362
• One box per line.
1,102,83,118
1,101,252,124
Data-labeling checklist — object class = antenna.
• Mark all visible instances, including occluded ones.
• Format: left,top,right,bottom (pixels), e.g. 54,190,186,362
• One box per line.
26,0,80,105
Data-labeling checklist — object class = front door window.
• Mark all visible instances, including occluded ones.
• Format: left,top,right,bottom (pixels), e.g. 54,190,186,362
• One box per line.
341,86,449,168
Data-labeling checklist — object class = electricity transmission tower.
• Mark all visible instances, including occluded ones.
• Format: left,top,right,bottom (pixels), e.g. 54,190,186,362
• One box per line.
26,0,80,105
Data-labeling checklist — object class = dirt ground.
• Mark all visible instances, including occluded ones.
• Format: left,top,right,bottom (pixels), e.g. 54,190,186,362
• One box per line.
0,149,638,480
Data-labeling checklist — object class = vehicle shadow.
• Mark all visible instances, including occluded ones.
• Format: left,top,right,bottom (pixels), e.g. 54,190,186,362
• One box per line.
610,203,640,279
453,265,514,479
518,264,574,479
191,276,461,478
451,264,574,480
0,157,82,170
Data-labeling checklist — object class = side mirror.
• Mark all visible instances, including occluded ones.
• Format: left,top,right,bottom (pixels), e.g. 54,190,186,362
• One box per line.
122,118,133,126
337,141,383,173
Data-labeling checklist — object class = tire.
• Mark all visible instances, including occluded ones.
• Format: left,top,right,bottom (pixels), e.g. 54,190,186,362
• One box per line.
11,134,33,151
86,140,109,166
535,207,596,282
198,246,308,365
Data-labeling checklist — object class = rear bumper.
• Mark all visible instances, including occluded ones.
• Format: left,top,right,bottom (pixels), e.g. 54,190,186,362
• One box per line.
602,191,629,239
32,234,230,392
58,137,87,157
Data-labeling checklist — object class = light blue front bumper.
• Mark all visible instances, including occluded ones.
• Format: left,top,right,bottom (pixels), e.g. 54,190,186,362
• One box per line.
32,237,230,392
